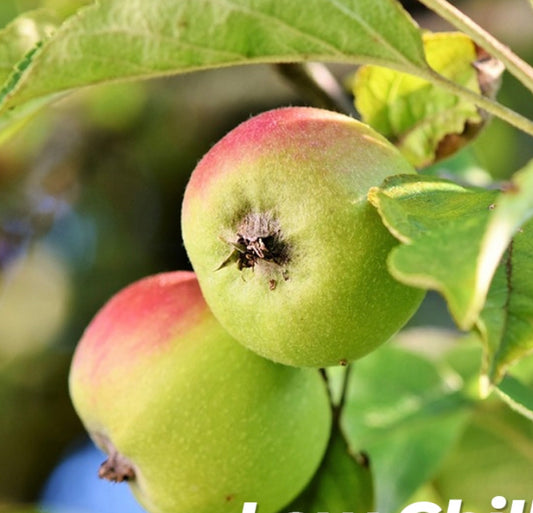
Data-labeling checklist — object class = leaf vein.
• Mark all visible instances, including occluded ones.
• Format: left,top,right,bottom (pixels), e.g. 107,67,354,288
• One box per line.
76,29,246,60
323,0,419,66
215,0,346,57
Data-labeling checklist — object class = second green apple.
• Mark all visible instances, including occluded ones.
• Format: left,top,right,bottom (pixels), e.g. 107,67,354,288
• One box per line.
182,107,425,367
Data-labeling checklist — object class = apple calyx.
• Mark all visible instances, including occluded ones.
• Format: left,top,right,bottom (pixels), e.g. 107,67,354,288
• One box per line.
218,211,290,286
95,433,136,483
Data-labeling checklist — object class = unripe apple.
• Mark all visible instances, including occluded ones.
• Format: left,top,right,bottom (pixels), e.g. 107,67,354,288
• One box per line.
181,107,424,367
69,271,331,513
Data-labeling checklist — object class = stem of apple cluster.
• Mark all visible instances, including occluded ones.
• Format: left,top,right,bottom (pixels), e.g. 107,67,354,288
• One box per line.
418,0,533,96
337,364,352,419
320,364,353,427
274,63,357,117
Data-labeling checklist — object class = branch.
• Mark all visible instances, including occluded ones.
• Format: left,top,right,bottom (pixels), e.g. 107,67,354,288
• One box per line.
274,62,357,117
418,0,533,96
409,65,533,137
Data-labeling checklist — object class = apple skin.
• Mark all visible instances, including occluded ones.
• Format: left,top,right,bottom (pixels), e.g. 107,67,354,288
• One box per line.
69,271,331,513
181,107,425,367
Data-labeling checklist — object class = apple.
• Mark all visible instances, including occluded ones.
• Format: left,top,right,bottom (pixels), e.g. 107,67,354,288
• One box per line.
181,107,424,367
69,271,331,513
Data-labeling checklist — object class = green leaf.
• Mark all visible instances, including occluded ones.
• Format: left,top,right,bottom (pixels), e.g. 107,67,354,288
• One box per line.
477,161,533,318
341,344,471,513
0,9,58,87
478,216,533,385
0,9,65,141
352,32,493,168
434,401,533,510
0,0,428,117
0,94,62,145
287,425,374,513
368,174,497,328
42,0,94,20
369,165,533,387
496,374,533,421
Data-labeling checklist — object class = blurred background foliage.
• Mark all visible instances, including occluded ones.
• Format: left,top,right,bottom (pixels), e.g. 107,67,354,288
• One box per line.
0,0,532,512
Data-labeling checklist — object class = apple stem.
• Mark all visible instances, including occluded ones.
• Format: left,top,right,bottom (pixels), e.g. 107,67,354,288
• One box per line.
319,364,352,427
334,364,352,425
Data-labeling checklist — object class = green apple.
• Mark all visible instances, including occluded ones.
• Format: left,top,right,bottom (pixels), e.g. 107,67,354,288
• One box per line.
181,107,424,367
69,271,331,513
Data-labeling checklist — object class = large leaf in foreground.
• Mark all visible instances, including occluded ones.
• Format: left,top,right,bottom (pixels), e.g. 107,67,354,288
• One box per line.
0,9,58,86
341,344,471,513
369,165,533,388
368,174,497,328
0,0,427,115
0,9,60,142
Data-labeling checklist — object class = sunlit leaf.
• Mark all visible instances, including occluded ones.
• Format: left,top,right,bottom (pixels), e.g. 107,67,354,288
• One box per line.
369,167,533,388
368,174,497,328
341,344,471,513
0,9,66,141
0,94,62,145
0,9,58,87
0,0,428,133
352,32,501,168
42,0,93,20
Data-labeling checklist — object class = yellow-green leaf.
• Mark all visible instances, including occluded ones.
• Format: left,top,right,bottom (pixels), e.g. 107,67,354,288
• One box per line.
0,9,58,87
353,32,500,168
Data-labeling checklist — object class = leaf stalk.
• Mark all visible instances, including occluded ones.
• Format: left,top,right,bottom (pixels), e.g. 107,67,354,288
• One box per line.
418,0,533,96
413,66,533,137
